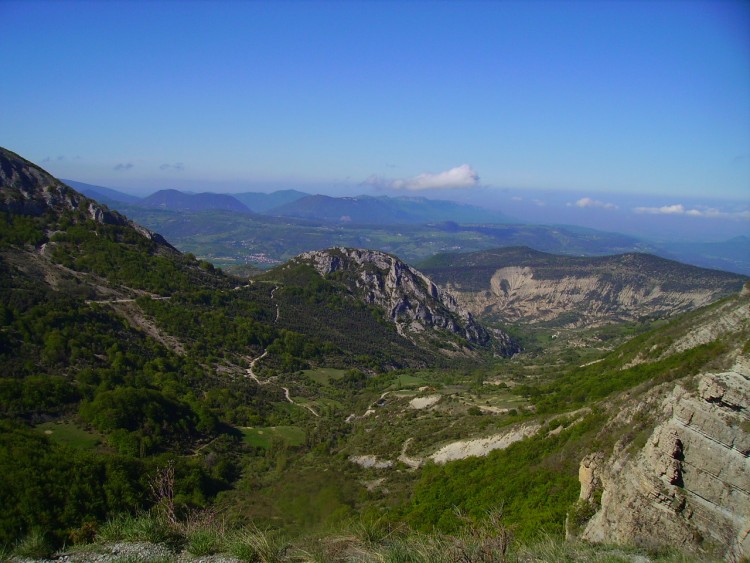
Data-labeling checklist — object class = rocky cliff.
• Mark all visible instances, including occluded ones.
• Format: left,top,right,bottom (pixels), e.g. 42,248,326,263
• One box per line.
293,247,519,355
574,292,750,560
420,247,746,327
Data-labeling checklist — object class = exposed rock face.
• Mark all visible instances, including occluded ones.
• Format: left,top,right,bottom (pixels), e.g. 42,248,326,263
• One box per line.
428,422,541,464
0,147,174,249
296,248,519,355
472,265,724,326
421,247,746,327
579,362,750,560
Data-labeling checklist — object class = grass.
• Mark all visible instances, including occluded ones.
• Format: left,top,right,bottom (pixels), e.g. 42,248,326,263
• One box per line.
36,420,101,450
18,508,719,563
96,513,179,545
12,529,54,559
303,367,348,386
240,426,306,449
392,373,426,388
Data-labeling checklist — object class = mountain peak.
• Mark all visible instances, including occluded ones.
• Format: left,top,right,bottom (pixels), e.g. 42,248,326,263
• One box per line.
293,247,519,355
0,146,173,248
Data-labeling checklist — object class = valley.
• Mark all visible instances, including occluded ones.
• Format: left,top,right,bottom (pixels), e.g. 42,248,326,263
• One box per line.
1,147,748,561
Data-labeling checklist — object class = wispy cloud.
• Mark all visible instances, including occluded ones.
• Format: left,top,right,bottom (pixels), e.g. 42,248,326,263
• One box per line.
635,204,685,215
159,162,185,171
634,203,750,220
570,197,617,210
364,164,480,191
114,162,134,171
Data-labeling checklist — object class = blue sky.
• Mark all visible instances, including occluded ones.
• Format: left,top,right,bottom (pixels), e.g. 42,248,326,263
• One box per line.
1,0,748,237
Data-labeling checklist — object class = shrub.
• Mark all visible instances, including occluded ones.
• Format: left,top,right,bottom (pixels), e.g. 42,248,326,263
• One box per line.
13,528,53,560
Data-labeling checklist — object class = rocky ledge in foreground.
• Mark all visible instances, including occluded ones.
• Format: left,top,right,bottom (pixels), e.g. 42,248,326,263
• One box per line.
577,357,750,561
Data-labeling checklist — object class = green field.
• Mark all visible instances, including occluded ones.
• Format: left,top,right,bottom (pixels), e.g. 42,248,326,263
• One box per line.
36,421,101,450
302,367,348,386
240,426,306,449
392,373,427,388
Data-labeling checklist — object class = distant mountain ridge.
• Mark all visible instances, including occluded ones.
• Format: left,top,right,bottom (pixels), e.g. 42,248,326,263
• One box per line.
232,189,309,212
659,235,750,276
268,194,513,225
139,189,252,213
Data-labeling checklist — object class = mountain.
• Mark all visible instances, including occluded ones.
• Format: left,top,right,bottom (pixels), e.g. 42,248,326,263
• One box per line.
575,287,750,558
1,147,513,548
0,148,174,252
385,195,515,224
2,147,748,561
267,194,513,225
266,247,518,356
61,179,142,205
269,194,412,223
111,204,653,271
419,246,747,327
396,283,750,560
232,189,309,212
139,189,252,213
657,235,750,276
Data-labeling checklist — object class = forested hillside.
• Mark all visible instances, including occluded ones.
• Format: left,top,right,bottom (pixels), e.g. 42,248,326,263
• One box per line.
0,147,500,552
1,147,747,561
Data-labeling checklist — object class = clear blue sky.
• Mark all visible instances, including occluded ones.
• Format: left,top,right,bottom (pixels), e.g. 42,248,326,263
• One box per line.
1,1,748,220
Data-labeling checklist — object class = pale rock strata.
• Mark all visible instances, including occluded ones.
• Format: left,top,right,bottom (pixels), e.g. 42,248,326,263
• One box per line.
443,264,741,327
579,364,750,560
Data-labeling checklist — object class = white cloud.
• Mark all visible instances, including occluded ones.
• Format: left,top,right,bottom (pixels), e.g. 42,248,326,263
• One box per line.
572,197,617,210
365,164,480,191
634,203,750,220
634,204,686,215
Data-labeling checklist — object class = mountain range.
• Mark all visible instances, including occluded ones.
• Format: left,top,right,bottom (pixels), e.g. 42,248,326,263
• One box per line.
2,147,748,561
62,180,750,276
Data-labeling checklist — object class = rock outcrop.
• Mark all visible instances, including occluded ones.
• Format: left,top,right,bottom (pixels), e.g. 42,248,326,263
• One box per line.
295,248,519,355
579,361,750,560
0,147,174,249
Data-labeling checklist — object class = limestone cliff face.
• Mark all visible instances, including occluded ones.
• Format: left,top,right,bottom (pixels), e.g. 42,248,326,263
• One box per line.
464,265,724,326
296,248,519,355
578,360,750,560
421,248,746,327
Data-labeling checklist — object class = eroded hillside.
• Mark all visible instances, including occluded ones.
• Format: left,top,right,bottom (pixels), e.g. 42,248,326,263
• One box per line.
421,247,746,327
